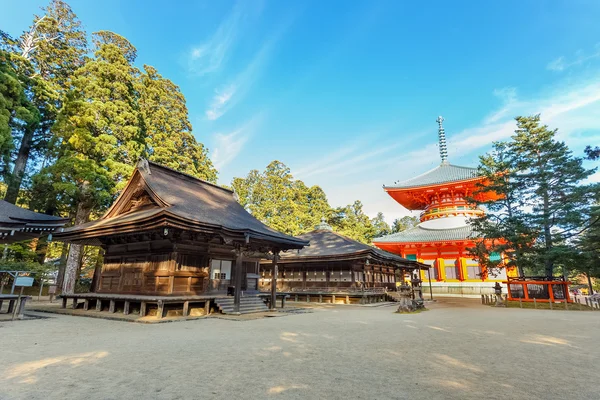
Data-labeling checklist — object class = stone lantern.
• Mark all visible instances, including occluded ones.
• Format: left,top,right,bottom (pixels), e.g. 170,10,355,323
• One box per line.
493,282,505,307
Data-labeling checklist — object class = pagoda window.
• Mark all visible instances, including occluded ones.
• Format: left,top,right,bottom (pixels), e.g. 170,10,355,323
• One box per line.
426,266,438,280
445,265,459,280
467,265,482,280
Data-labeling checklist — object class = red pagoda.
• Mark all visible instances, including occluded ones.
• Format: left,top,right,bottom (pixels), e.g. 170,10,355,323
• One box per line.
373,117,515,296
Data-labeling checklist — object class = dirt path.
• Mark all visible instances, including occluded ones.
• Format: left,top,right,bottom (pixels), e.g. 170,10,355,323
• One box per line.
1,298,599,400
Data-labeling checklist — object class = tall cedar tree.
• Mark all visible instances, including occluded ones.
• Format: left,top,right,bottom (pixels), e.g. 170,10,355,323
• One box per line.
0,51,41,182
45,31,144,293
472,115,598,278
2,0,87,204
139,65,217,182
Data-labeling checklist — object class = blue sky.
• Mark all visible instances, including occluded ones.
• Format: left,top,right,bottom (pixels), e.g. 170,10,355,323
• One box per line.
2,0,600,222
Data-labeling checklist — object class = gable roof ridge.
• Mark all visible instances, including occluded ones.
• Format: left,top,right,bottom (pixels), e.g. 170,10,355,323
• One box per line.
145,160,233,194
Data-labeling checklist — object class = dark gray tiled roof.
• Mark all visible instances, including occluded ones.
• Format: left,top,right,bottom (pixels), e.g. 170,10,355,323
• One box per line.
279,229,419,267
385,163,479,189
0,200,67,224
1,200,68,243
373,224,475,243
58,161,308,248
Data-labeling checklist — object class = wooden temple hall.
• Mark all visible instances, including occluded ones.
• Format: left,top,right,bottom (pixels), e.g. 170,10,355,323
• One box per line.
54,160,308,317
259,220,427,304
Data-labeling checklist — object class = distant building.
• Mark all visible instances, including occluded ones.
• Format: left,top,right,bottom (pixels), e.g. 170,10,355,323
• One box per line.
260,219,425,304
373,117,517,296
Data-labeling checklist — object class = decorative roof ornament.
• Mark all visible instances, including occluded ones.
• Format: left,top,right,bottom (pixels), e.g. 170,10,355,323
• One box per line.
315,217,333,231
138,158,151,175
436,116,449,165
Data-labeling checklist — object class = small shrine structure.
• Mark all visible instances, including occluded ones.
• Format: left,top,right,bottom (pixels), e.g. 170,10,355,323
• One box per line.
373,117,517,296
54,160,308,317
259,219,427,304
0,200,68,243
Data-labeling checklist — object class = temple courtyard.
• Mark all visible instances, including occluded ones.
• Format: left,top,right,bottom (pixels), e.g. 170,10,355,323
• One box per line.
1,298,599,400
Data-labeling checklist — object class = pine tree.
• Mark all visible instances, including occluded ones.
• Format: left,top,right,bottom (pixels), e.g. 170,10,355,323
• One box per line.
471,115,598,278
469,141,535,277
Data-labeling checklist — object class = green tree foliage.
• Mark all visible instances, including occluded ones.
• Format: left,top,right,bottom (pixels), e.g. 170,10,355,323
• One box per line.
469,141,535,277
391,215,419,233
471,115,599,277
1,2,218,293
371,212,391,237
232,161,330,236
37,31,144,222
139,65,217,182
330,201,376,244
1,0,87,204
232,161,384,243
0,51,40,180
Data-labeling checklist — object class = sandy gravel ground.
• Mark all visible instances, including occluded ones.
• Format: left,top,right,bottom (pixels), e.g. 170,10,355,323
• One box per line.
1,298,599,400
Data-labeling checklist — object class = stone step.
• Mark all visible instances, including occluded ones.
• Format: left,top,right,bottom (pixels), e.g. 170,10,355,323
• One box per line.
216,297,266,304
214,297,269,314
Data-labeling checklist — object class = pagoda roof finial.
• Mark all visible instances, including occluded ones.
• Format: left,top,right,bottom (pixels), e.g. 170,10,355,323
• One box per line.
436,116,449,165
315,217,333,231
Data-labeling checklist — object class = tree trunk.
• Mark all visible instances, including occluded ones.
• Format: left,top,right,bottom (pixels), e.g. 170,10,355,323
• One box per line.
586,270,594,295
56,242,69,291
542,189,554,278
4,127,34,204
62,202,92,294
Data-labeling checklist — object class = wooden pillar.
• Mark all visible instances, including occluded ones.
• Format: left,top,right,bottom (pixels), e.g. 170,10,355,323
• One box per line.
61,296,67,309
140,301,147,316
83,299,89,311
72,298,78,309
96,299,102,311
157,300,164,319
109,300,115,313
233,249,244,313
270,251,280,310
182,301,189,317
204,300,210,315
124,301,130,315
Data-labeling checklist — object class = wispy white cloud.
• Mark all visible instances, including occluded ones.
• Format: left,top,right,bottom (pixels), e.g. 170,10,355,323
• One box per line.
308,73,600,221
187,3,246,76
204,19,292,121
547,45,600,72
484,87,519,124
206,84,237,120
211,114,264,170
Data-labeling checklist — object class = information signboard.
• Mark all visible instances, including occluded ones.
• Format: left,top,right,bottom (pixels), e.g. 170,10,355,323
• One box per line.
15,276,34,287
